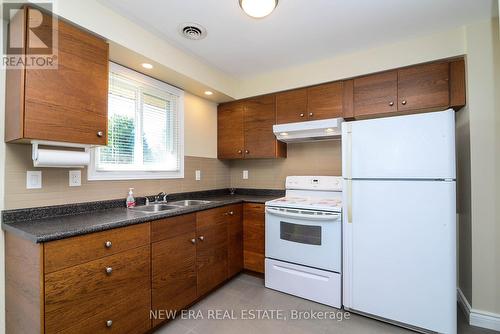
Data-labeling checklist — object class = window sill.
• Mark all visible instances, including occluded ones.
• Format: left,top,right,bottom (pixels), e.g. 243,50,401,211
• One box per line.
87,170,184,181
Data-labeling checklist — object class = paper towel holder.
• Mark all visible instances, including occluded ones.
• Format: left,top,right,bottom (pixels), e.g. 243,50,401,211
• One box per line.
31,140,91,168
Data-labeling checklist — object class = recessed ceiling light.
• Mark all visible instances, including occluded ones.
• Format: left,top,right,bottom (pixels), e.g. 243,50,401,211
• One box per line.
204,91,213,96
239,0,278,18
141,63,153,69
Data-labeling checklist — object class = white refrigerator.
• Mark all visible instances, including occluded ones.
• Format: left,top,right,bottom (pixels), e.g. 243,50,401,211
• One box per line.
342,110,457,333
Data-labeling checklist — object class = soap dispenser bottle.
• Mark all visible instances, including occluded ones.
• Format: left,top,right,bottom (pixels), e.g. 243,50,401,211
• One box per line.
126,188,136,208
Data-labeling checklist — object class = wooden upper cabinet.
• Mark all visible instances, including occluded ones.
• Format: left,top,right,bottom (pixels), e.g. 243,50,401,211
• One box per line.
397,62,449,111
217,102,244,159
354,70,398,118
307,81,344,120
276,88,308,124
244,95,284,158
218,96,285,159
5,7,109,145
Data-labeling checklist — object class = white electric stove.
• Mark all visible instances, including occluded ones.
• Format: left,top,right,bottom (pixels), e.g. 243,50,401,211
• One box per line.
264,176,343,308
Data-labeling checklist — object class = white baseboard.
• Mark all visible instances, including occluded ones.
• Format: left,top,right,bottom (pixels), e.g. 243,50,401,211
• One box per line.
457,288,500,331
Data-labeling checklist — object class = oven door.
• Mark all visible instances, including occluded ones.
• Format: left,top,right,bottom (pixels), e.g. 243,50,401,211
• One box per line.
265,206,341,272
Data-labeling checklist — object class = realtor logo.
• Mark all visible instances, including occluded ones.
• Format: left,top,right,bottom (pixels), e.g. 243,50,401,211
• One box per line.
3,1,58,69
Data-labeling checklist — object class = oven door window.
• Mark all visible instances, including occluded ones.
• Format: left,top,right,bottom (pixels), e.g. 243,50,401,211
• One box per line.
280,221,322,245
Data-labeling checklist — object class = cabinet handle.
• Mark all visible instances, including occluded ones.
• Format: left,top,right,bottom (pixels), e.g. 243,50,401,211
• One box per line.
97,131,104,137
228,211,234,216
389,101,394,106
309,112,313,117
300,113,305,117
191,238,196,244
106,320,113,327
104,240,112,249
198,236,204,241
237,150,242,154
401,100,407,105
105,267,113,275
245,150,249,154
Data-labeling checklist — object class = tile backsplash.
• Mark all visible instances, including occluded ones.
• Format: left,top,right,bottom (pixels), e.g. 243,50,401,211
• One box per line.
4,140,341,209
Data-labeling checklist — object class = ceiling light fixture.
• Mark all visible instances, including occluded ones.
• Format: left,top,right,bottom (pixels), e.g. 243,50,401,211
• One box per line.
204,91,213,96
239,0,278,18
141,63,153,69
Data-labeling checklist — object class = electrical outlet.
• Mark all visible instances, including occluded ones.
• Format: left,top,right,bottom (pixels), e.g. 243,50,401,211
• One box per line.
69,170,81,187
243,170,249,180
195,170,201,181
26,171,42,189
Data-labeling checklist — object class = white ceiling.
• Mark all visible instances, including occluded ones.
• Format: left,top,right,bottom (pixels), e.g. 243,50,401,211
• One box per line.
100,0,495,78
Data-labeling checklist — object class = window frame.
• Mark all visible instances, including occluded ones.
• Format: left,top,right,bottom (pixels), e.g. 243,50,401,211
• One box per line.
88,62,184,181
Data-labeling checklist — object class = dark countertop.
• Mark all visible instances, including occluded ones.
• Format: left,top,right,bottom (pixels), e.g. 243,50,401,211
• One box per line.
1,191,282,243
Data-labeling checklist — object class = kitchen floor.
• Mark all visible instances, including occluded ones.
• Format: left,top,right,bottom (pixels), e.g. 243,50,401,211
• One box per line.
154,274,492,334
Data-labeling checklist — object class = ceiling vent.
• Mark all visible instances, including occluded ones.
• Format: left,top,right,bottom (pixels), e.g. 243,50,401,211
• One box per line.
178,23,207,40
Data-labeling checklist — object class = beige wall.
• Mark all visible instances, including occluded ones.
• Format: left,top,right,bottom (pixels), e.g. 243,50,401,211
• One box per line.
464,18,500,315
229,141,341,189
184,93,218,158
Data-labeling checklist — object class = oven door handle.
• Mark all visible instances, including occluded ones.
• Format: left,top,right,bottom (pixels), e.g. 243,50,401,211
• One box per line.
265,207,341,221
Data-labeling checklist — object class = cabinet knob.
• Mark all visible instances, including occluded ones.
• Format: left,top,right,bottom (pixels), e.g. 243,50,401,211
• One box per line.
245,150,249,154
229,211,234,216
104,240,112,249
389,101,394,106
105,267,113,275
300,113,305,117
191,238,196,244
198,236,204,241
309,112,313,117
106,320,113,327
97,131,104,137
237,150,242,154
401,100,407,105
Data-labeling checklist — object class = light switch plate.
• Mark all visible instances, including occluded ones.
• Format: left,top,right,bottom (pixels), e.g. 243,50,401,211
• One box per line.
243,170,249,180
195,170,201,181
26,171,42,189
69,170,81,187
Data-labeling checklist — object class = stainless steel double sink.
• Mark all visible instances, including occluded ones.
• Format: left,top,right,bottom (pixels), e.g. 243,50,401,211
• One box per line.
130,200,213,213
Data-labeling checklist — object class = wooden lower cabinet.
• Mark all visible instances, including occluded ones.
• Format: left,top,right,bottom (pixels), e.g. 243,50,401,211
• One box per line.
243,203,266,273
45,246,151,333
227,205,244,278
5,204,247,334
151,215,197,327
196,206,231,296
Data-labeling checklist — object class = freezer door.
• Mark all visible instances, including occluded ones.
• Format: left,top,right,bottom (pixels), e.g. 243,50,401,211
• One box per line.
342,109,456,179
343,180,456,333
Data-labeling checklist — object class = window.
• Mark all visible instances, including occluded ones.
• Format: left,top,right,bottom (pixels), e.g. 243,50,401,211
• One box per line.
88,63,184,180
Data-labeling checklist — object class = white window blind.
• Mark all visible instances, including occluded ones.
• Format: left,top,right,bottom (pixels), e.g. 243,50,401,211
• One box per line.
89,63,184,180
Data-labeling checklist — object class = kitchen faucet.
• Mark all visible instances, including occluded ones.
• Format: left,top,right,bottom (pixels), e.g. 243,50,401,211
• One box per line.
155,192,167,202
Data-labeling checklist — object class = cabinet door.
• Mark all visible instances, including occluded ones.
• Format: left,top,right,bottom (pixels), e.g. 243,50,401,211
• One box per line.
354,71,398,118
307,82,343,120
151,215,197,327
276,88,308,124
24,8,108,145
243,95,279,158
398,62,449,111
196,207,228,296
243,203,265,273
227,205,243,278
217,102,244,159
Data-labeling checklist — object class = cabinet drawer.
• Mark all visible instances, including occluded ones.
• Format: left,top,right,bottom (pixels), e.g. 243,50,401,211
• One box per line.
44,245,151,333
55,291,151,334
44,223,150,273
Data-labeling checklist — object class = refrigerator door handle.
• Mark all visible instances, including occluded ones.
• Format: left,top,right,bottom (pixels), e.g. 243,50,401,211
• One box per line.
347,179,352,224
345,125,353,180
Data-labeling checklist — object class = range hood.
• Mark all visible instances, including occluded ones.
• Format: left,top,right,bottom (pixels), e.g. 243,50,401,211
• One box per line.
273,118,344,143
